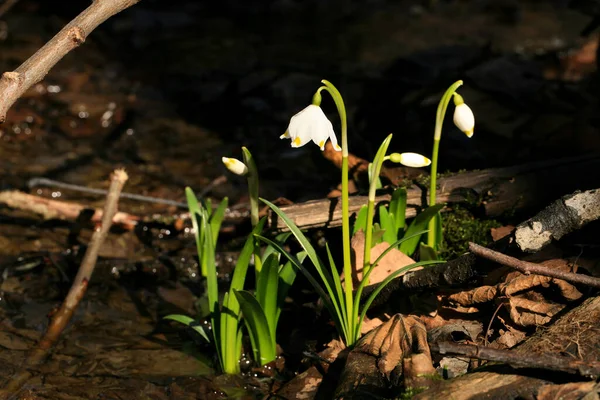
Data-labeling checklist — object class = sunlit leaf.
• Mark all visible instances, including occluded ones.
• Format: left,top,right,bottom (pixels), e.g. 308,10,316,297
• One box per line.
399,204,445,256
256,253,279,337
353,205,367,236
390,187,407,233
164,314,210,343
234,290,276,365
379,205,397,245
209,197,228,245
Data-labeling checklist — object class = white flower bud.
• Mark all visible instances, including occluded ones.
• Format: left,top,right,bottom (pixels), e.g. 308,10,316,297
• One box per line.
222,157,248,176
453,103,475,138
390,152,431,168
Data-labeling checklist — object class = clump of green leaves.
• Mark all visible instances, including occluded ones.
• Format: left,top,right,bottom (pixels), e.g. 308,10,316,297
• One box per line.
353,186,445,258
166,147,299,373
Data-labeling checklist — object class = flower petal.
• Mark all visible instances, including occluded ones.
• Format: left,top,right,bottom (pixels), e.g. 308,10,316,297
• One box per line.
284,104,337,150
453,103,475,138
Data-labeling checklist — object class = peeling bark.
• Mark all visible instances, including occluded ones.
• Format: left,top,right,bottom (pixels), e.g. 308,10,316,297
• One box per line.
515,189,600,253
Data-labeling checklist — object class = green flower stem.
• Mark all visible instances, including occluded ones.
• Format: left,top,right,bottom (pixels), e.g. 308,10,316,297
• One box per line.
316,80,354,342
428,80,463,248
362,134,393,286
242,147,262,273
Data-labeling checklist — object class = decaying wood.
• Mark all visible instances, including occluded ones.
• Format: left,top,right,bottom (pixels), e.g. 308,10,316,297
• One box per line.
414,296,600,399
0,0,143,123
268,154,600,231
0,190,140,229
0,170,128,394
430,341,600,378
515,188,600,253
469,242,600,288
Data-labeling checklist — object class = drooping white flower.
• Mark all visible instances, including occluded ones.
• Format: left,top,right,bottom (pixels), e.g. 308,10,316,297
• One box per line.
280,104,341,151
222,157,248,176
389,152,431,168
453,94,474,138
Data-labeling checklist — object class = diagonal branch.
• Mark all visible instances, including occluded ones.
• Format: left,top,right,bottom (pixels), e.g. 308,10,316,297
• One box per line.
1,169,128,393
0,0,142,123
469,242,600,289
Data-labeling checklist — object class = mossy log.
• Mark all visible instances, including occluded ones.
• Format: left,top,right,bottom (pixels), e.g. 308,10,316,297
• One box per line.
267,154,600,231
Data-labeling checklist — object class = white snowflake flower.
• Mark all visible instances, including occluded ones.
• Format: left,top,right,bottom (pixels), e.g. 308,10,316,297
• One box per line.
281,105,341,151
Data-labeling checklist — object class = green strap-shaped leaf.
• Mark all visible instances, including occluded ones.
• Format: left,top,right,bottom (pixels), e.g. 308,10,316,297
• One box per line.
256,234,349,343
399,204,445,256
390,187,407,233
209,197,228,245
185,187,206,277
352,205,367,236
379,205,397,245
260,199,347,339
419,242,439,261
221,218,266,373
256,253,279,337
262,232,292,262
163,314,210,343
234,290,276,366
276,254,301,326
325,243,347,332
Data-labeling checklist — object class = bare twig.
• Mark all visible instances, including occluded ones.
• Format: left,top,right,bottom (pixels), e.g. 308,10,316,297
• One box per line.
0,190,139,229
430,341,600,378
28,177,188,208
0,0,142,123
0,0,19,19
469,242,600,289
1,169,128,393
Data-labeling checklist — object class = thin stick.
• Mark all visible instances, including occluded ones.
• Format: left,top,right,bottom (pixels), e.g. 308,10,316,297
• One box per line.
469,242,600,289
1,169,128,392
0,0,142,123
430,341,600,378
0,190,139,228
0,0,19,19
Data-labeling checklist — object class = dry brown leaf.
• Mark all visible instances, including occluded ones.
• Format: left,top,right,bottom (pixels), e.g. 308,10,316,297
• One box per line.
494,317,527,349
559,35,599,82
356,314,431,378
490,225,514,241
448,285,498,306
360,315,387,334
506,296,564,327
343,230,419,286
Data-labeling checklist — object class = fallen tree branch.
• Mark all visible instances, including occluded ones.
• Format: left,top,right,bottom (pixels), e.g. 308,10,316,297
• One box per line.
0,0,19,20
416,296,600,398
514,188,600,253
0,0,142,123
0,169,128,393
430,341,600,378
0,190,140,229
469,242,600,289
268,154,600,231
